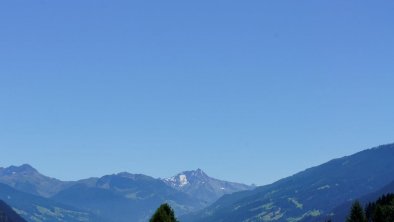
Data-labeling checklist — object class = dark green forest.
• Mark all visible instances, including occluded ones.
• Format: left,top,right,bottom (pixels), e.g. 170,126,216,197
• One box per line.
347,194,394,222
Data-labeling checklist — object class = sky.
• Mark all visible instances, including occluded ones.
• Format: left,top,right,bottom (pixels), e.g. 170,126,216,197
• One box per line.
0,1,394,185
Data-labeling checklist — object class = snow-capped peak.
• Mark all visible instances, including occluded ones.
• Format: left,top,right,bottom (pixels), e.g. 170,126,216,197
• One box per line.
163,169,209,188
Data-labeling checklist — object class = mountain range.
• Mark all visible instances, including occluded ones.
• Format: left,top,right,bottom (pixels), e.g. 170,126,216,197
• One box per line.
0,165,252,222
1,143,394,222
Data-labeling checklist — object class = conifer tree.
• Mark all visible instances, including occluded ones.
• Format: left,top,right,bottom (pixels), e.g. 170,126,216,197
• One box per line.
150,203,178,222
373,205,384,222
346,201,367,222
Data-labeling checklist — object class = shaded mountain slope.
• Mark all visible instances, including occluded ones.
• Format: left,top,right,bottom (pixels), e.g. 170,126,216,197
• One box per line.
183,143,394,222
0,183,104,222
0,200,26,222
327,180,394,222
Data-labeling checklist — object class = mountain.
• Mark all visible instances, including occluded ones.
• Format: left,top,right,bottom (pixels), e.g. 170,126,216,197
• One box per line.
183,143,394,222
0,183,104,222
0,164,253,222
0,199,26,222
163,169,254,205
52,172,204,222
0,164,73,197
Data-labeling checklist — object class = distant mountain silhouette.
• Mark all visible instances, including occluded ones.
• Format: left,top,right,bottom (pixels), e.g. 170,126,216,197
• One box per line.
0,164,73,197
182,143,394,222
0,199,26,222
0,165,249,222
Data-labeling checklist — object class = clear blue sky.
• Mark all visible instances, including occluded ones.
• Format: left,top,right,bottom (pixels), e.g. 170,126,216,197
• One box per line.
1,1,393,185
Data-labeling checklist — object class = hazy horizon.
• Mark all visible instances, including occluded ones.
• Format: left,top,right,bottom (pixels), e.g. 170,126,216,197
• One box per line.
2,141,394,186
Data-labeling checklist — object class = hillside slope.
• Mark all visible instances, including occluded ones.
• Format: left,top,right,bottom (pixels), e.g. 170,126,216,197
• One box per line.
327,180,394,222
183,143,394,222
0,200,26,222
0,183,104,222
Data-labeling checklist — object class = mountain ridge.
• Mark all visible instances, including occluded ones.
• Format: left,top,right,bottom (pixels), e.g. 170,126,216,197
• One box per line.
182,143,394,222
0,164,251,222
0,164,74,198
2,142,394,222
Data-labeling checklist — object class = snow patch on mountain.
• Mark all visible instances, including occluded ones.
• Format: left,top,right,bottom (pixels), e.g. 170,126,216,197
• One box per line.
179,174,189,187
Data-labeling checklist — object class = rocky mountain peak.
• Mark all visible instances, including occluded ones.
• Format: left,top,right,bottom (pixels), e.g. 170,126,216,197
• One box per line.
0,164,38,176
